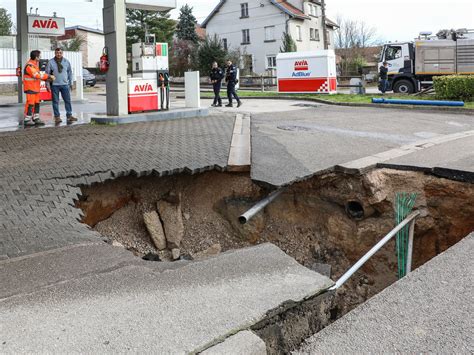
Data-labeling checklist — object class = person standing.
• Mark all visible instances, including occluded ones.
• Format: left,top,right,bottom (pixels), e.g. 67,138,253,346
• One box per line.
22,50,54,126
209,61,224,107
225,60,242,108
45,48,77,124
379,61,389,94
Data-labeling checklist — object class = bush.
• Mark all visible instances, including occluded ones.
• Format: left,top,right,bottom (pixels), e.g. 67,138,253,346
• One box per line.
434,75,474,101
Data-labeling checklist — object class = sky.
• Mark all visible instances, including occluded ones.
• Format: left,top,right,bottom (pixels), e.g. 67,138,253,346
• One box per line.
0,0,473,43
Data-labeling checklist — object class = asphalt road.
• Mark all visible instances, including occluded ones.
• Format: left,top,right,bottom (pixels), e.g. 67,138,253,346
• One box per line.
249,104,474,185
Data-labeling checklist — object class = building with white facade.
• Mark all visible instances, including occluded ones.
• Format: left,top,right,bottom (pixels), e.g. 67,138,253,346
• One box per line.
202,0,338,74
58,26,105,69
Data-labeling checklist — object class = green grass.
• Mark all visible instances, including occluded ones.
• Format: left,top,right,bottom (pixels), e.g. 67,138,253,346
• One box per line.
202,91,474,109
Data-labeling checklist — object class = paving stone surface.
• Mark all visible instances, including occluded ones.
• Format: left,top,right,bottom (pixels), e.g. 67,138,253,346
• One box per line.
0,114,235,258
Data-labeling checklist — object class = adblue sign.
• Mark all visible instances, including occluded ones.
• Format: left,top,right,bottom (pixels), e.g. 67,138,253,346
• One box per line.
28,16,65,36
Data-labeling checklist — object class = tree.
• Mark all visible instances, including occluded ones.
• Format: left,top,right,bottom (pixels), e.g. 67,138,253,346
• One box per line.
169,39,197,76
0,8,13,36
175,4,198,43
51,34,86,52
126,9,175,52
334,16,378,75
196,35,228,74
280,32,297,53
335,16,378,50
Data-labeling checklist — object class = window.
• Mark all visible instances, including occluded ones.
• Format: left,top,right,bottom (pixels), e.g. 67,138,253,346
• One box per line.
385,46,402,61
240,3,249,18
242,29,250,44
222,38,228,50
310,28,320,41
265,26,275,42
266,55,277,69
326,30,331,45
296,25,302,41
308,3,319,16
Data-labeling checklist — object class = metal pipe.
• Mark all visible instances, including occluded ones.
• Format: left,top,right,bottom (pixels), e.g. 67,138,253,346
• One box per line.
329,211,420,290
372,98,464,107
406,219,415,273
239,189,284,224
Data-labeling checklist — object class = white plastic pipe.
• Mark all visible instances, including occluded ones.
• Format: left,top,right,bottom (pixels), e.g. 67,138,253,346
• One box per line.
329,211,420,290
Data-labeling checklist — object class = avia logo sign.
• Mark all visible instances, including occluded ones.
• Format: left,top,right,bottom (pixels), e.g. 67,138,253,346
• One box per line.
32,19,59,29
28,15,65,35
294,60,309,71
134,83,155,92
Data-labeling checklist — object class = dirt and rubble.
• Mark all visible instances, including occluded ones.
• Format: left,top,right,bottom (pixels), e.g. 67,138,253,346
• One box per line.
78,168,474,318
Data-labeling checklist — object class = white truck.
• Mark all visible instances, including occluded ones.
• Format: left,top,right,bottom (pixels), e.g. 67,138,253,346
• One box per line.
378,29,474,93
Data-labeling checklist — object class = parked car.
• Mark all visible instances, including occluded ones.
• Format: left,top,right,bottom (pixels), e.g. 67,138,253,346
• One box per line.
83,68,96,87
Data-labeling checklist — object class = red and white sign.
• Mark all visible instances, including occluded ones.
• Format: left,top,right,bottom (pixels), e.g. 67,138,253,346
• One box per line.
294,60,309,71
277,51,337,94
39,80,52,101
28,15,65,36
128,78,159,113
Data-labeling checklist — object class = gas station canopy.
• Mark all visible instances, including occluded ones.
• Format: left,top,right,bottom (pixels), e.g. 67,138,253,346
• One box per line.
126,0,176,11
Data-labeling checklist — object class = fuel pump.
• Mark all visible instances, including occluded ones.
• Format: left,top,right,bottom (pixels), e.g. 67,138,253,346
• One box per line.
128,33,170,113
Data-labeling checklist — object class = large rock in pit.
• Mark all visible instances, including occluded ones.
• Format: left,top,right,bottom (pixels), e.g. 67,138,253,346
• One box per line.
143,211,167,250
157,199,184,249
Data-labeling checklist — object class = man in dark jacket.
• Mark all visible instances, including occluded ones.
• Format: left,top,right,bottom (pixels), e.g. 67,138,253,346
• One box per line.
210,61,224,107
225,60,242,108
379,61,389,94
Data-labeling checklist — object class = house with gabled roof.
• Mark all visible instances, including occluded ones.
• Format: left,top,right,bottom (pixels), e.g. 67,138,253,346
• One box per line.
201,0,338,74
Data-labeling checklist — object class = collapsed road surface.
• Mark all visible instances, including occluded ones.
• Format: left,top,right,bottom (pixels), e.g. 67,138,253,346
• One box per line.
1,103,473,353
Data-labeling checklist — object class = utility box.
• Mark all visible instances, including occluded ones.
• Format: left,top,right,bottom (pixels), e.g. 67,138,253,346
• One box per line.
276,51,337,94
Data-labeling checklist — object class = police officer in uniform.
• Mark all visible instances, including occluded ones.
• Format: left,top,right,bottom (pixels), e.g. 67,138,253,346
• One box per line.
225,59,242,108
209,61,224,107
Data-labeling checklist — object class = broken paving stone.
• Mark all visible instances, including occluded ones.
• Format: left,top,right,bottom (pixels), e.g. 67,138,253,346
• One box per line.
193,243,222,260
171,248,181,260
157,200,184,249
143,211,167,250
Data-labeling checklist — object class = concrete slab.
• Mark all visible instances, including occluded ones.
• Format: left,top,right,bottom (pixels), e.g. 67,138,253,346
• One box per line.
296,234,474,354
91,107,210,125
201,331,266,355
0,243,333,354
380,135,474,182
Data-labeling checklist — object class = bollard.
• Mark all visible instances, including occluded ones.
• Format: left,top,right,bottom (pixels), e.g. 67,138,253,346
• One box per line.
185,71,201,108
76,75,83,100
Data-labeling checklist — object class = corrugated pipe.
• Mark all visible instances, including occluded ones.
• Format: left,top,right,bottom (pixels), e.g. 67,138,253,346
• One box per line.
372,98,464,107
239,189,284,224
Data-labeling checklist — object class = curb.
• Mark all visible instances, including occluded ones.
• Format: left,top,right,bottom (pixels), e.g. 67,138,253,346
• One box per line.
196,95,474,115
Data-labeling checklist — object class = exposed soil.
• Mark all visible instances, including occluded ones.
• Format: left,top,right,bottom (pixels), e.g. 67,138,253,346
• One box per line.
78,169,474,319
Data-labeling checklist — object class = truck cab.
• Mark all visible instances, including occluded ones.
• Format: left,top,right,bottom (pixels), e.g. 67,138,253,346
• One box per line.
378,43,417,93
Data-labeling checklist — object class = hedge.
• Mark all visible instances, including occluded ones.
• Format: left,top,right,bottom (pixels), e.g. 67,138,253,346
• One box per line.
434,75,474,101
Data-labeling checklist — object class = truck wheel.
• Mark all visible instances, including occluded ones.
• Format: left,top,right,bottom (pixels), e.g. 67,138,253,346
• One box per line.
393,80,415,94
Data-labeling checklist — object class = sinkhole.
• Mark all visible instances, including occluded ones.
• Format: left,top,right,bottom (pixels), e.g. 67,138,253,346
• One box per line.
77,168,474,352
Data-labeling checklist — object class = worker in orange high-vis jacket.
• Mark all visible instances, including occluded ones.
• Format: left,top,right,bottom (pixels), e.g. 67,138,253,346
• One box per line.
22,50,55,126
